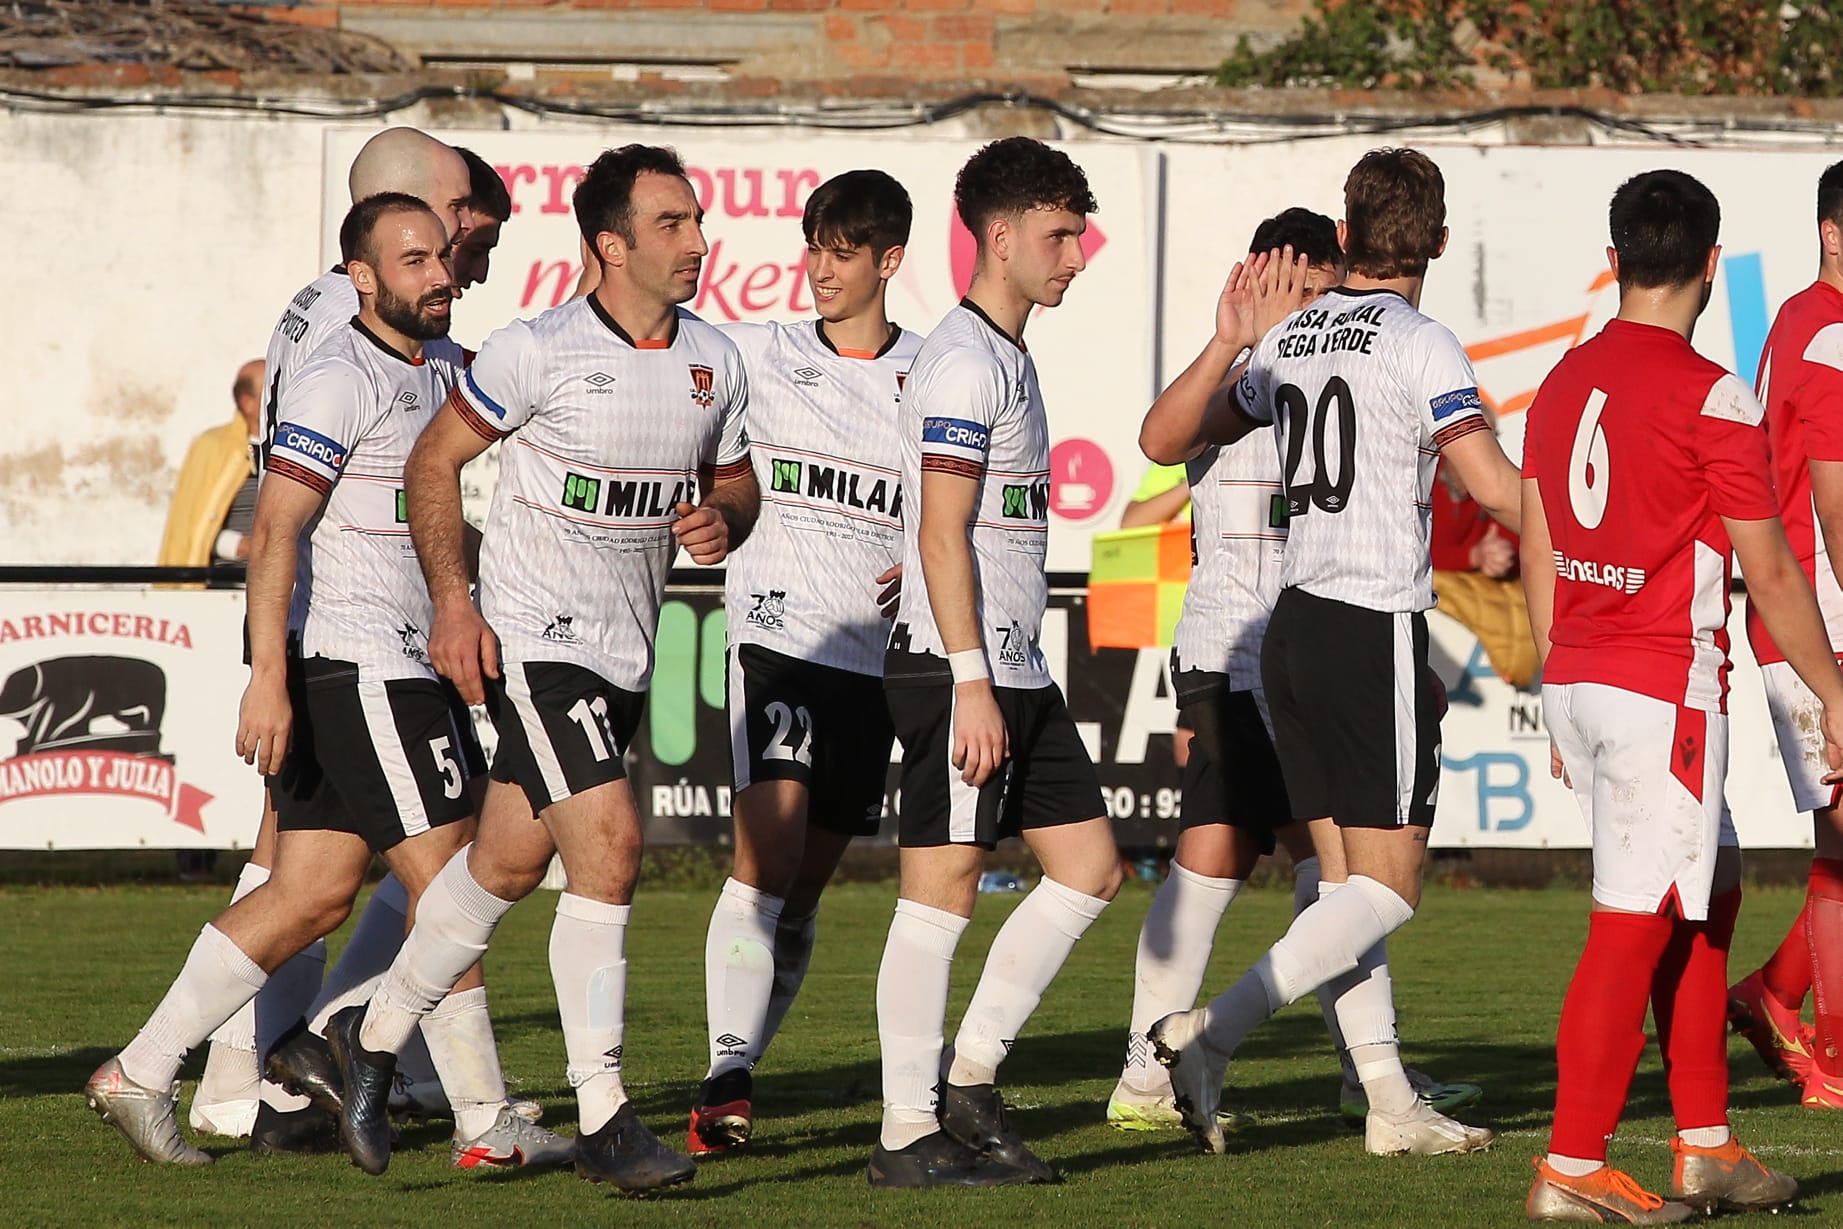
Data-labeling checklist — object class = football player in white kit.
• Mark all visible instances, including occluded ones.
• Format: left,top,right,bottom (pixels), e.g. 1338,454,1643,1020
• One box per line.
1149,149,1522,1158
870,138,1122,1189
689,170,921,1153
192,129,495,1150
1116,208,1481,1136
335,145,757,1193
88,195,568,1173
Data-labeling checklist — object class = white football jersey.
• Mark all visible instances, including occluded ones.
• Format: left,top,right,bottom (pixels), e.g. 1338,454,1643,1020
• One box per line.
1235,287,1487,613
721,319,922,677
266,320,466,679
262,268,359,444
887,302,1052,690
1173,434,1287,689
454,298,750,692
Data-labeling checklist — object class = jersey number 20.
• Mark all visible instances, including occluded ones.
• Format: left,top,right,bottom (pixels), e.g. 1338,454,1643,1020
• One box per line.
1278,378,1356,516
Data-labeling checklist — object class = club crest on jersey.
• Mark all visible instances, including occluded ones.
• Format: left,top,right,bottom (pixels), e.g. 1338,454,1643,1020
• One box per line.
895,371,908,402
396,622,426,663
993,621,1035,668
746,591,786,631
689,364,716,408
542,613,579,644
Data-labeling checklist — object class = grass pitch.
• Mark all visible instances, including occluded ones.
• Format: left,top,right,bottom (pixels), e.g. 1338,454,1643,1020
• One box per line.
2,878,1837,1227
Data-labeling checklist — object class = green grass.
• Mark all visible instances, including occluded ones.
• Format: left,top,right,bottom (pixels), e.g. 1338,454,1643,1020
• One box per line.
1,880,1836,1227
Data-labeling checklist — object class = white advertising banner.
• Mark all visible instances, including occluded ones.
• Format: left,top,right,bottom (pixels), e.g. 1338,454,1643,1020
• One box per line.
1428,595,1808,850
0,590,263,850
320,128,1161,570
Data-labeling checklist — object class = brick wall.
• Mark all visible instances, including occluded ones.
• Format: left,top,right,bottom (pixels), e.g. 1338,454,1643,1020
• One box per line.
284,0,1314,89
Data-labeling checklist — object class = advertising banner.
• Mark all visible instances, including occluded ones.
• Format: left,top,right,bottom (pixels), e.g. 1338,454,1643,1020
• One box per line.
322,128,1160,569
0,590,262,849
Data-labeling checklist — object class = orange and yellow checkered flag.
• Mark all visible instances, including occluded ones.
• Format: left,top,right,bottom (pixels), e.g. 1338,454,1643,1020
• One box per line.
1086,521,1191,651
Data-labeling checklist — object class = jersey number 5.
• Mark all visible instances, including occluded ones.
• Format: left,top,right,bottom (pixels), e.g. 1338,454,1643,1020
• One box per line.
1278,378,1357,516
1568,388,1610,530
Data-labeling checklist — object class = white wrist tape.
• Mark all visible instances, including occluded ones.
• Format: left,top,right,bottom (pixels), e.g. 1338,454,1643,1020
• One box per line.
948,649,989,684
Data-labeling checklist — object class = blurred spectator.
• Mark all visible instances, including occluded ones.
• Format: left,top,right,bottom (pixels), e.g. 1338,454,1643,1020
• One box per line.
1121,461,1191,528
1431,457,1538,687
158,359,264,574
451,146,511,295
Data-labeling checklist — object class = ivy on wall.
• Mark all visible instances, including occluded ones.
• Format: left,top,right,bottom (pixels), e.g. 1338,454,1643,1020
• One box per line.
1219,2,1843,96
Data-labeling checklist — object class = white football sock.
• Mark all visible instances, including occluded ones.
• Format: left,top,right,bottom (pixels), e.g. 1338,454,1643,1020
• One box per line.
421,986,507,1140
251,934,326,1113
1293,857,1355,1078
703,877,784,1079
1679,1125,1731,1148
362,848,516,1054
196,863,269,1108
308,873,409,1035
1202,875,1413,1057
949,877,1109,1088
1120,862,1240,1097
1546,1153,1605,1177
1313,878,1406,1109
758,903,818,1059
119,925,267,1090
551,892,630,1134
877,899,967,1151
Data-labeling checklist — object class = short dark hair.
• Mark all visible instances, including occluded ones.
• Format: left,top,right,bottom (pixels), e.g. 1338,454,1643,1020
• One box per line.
1608,170,1721,290
1343,148,1446,280
340,192,437,267
804,169,912,259
1819,160,1843,228
574,144,689,248
1249,207,1342,268
455,146,511,223
954,137,1098,243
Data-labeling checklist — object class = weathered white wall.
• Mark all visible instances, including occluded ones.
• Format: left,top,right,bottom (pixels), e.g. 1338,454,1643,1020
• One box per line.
9,103,1840,567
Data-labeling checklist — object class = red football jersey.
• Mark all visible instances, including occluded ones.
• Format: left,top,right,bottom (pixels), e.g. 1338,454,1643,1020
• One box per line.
1525,319,1776,712
1745,280,1843,667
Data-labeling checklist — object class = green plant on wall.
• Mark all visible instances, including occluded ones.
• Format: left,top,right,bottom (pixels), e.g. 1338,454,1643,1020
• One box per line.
1218,1,1843,97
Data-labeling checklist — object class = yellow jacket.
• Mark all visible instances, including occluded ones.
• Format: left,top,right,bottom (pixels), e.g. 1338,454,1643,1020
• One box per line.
159,416,254,568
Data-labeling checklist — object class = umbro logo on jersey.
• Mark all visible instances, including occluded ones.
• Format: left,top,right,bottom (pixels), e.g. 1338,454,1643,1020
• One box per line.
394,389,419,412
791,366,823,387
584,371,616,388
689,364,716,408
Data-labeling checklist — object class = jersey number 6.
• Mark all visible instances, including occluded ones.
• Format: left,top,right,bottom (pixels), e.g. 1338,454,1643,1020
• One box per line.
1568,388,1611,530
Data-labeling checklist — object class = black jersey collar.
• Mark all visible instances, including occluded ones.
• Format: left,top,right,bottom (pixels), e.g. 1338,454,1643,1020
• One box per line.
349,316,423,366
588,293,679,350
959,297,1025,352
1328,286,1407,303
815,318,904,359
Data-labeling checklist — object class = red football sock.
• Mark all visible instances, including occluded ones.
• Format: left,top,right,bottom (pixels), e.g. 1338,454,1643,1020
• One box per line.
1807,858,1843,1077
1653,887,1740,1132
1550,909,1675,1161
1760,900,1813,1010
